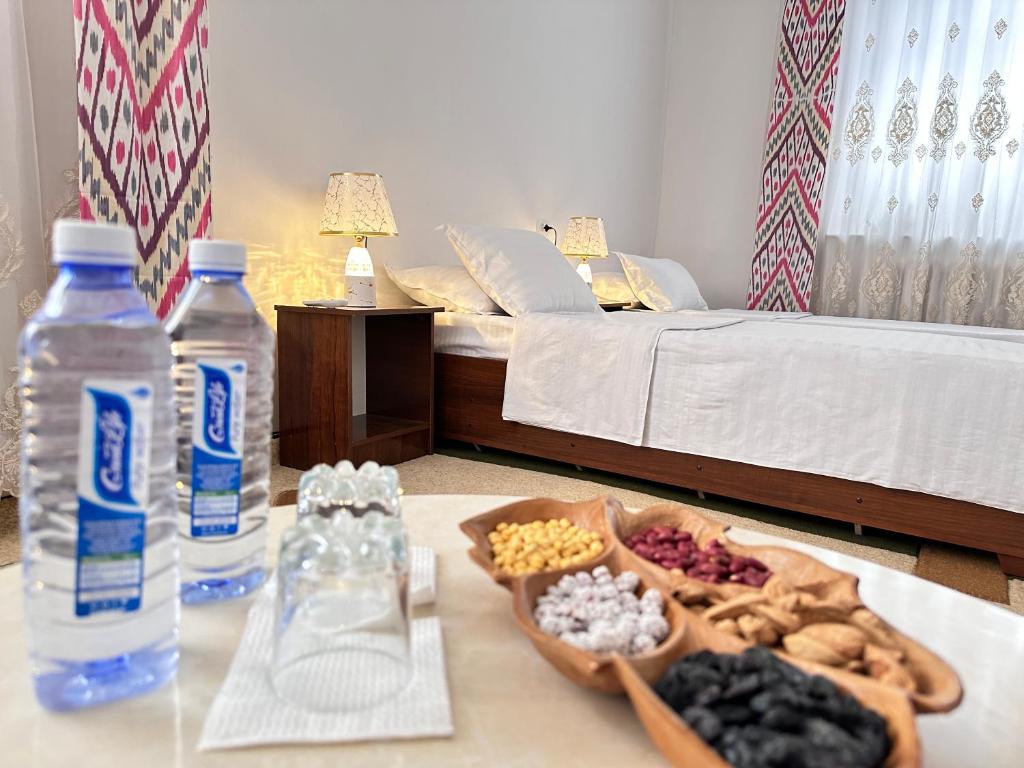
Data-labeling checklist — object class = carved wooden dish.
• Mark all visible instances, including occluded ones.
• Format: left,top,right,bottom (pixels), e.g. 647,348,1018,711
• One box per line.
612,502,962,714
509,547,690,693
613,612,922,768
459,495,622,590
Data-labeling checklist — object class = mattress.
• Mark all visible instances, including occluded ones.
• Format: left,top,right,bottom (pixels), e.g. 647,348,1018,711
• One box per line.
433,309,1024,359
434,312,515,358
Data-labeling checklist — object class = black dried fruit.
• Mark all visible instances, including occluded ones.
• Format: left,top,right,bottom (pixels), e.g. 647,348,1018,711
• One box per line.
654,648,891,768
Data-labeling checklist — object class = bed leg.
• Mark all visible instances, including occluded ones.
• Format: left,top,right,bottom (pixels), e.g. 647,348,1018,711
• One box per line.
472,443,482,452
697,490,706,501
997,553,1024,578
575,464,583,472
853,524,864,536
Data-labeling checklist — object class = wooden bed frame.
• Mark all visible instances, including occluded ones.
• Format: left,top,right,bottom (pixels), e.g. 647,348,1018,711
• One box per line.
434,352,1024,577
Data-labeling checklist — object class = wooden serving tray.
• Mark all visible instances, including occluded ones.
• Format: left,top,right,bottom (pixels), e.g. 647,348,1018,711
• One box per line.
459,496,934,766
458,495,622,589
613,614,922,768
509,548,690,693
608,503,963,714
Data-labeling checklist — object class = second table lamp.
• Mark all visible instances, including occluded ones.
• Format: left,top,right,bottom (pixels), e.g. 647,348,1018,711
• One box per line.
560,216,608,287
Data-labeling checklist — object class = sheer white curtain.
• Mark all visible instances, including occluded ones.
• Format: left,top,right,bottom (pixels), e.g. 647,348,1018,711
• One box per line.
813,0,1024,327
0,0,77,496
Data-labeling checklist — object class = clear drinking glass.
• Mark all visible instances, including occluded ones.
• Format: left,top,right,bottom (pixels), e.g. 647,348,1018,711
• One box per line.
270,511,411,711
297,461,402,520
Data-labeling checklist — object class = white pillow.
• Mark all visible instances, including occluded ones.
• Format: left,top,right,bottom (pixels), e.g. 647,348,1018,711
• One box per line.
445,224,600,316
385,264,503,314
591,272,638,304
617,252,708,312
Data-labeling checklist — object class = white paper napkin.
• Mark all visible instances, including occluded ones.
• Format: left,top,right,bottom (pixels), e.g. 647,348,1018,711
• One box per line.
199,610,452,750
409,545,437,606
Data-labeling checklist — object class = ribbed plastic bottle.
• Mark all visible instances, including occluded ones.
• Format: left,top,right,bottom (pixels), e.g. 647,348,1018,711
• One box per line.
165,240,274,604
18,220,180,711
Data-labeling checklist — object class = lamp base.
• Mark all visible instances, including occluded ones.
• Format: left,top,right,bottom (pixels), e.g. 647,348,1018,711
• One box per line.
345,276,376,307
576,260,593,286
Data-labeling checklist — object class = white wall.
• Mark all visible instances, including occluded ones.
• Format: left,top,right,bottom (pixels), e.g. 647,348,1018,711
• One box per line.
208,0,672,314
653,0,782,309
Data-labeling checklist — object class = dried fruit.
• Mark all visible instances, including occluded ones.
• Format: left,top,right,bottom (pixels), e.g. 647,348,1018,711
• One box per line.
655,648,891,768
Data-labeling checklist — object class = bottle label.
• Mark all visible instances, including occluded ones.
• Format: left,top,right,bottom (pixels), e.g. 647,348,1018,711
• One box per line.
75,379,153,617
190,359,247,537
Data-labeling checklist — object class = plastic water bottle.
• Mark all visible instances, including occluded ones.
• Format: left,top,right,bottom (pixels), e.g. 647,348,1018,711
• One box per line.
18,220,179,711
165,240,274,604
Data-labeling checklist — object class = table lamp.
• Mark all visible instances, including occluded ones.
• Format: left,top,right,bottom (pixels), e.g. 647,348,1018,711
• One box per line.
320,172,398,307
560,216,608,287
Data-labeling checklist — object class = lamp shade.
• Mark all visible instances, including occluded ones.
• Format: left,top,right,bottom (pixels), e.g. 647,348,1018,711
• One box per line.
320,172,398,237
560,216,608,259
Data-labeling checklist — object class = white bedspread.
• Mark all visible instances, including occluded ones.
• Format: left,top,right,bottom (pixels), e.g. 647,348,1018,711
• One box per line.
502,312,741,445
502,312,1024,514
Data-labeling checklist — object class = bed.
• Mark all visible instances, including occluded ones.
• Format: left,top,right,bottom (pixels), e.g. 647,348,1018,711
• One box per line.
433,310,1024,576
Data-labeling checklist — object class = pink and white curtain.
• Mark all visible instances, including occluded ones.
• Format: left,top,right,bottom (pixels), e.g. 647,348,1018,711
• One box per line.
747,0,848,312
813,0,1024,327
75,0,213,317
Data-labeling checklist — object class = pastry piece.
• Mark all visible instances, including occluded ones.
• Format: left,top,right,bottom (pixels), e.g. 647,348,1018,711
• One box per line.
782,629,849,667
794,623,868,661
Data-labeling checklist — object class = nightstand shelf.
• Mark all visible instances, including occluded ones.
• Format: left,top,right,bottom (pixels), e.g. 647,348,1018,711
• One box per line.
351,414,431,447
274,304,443,469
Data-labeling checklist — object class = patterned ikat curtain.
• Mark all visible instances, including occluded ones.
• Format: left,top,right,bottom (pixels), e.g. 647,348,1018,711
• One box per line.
748,0,848,312
74,0,212,318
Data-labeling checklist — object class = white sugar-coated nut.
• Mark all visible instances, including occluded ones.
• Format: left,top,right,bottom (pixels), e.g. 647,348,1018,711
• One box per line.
552,601,572,617
590,602,619,621
575,585,598,602
595,574,614,587
640,588,664,607
556,575,577,594
639,613,670,640
569,632,597,652
618,591,640,611
595,583,619,601
616,613,640,634
589,624,625,654
538,616,564,635
631,633,657,654
573,571,594,587
614,571,641,593
592,565,611,579
640,601,663,616
570,604,592,622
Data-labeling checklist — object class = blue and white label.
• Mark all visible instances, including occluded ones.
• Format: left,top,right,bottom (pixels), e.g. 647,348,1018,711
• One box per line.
75,379,153,617
190,359,247,537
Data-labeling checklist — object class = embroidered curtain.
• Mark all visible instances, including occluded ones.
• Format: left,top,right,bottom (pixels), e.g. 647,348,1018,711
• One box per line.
74,0,212,318
813,0,1023,327
747,0,848,312
0,0,78,497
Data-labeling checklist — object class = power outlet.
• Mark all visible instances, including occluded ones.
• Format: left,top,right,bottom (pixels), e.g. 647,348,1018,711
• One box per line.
537,219,556,243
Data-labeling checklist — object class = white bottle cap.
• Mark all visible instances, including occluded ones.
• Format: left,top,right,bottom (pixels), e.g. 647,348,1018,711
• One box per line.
188,239,247,274
52,220,136,266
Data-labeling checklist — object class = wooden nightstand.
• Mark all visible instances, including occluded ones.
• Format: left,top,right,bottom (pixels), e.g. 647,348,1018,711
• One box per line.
274,304,443,470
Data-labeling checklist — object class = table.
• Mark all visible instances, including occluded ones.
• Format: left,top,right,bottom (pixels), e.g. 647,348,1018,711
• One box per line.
274,305,442,469
2,495,1022,767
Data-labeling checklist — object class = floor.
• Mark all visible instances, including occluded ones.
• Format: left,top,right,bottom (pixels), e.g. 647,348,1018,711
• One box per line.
3,443,1022,615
